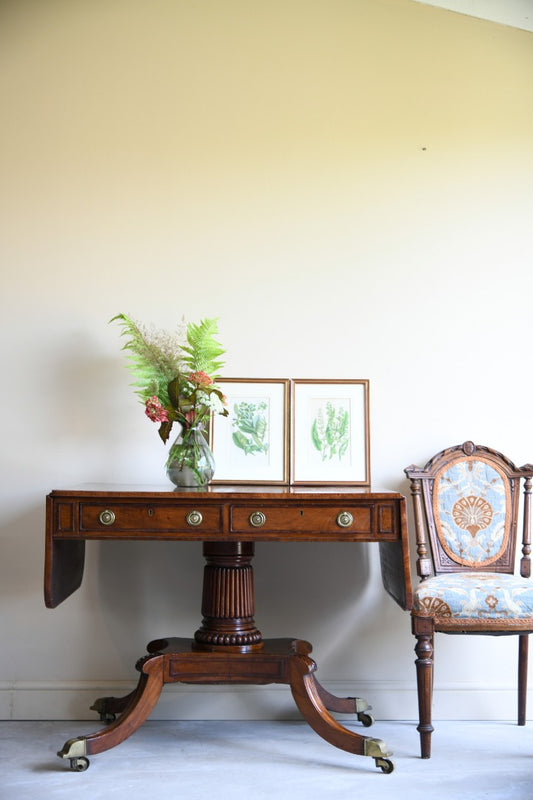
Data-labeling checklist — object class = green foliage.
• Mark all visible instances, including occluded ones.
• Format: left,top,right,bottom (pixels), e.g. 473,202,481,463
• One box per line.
231,401,269,456
110,313,180,407
181,318,225,377
111,313,227,446
311,402,350,461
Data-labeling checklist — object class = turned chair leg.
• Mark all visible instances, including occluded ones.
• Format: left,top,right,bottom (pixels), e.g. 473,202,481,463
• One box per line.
413,620,434,759
518,634,529,726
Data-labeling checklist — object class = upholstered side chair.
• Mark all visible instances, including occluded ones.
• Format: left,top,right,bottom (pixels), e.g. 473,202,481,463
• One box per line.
404,441,533,758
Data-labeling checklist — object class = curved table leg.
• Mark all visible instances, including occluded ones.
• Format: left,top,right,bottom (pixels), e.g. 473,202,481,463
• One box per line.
288,651,393,773
90,689,137,722
312,677,374,726
58,655,164,770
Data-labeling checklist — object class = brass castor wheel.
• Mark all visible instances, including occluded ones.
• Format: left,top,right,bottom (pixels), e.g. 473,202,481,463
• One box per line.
375,757,394,774
69,756,90,771
90,698,117,723
357,712,374,728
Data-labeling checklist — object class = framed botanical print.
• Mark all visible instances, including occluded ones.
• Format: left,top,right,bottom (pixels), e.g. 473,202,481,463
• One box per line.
210,378,290,484
291,379,370,486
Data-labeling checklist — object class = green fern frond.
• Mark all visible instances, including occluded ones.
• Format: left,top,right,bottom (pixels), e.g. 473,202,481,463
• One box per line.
181,318,225,376
110,313,182,405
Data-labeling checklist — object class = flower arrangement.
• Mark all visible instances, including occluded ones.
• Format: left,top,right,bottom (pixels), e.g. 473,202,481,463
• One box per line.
111,313,228,446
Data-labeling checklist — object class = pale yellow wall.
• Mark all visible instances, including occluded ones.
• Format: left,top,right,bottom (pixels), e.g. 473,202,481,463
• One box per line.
1,0,533,720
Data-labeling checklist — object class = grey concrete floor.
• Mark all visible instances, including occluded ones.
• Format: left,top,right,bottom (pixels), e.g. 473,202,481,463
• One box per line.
1,719,532,800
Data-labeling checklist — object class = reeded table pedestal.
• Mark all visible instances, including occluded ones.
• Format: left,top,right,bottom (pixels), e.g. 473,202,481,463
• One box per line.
45,486,412,773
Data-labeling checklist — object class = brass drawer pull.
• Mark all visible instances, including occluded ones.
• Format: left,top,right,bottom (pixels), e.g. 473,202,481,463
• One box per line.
186,510,203,527
99,509,116,526
336,511,353,528
249,511,266,528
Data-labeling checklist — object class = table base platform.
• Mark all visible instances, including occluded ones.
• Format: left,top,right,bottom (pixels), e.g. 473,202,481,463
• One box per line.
57,637,394,774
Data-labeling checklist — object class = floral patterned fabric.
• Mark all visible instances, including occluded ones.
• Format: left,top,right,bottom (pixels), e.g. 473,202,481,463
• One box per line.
414,573,533,620
433,458,510,567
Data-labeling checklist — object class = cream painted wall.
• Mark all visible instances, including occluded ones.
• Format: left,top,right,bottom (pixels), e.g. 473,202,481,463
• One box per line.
1,0,533,723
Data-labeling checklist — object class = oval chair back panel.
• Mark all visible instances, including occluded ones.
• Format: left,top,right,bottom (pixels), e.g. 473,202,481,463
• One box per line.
430,455,517,573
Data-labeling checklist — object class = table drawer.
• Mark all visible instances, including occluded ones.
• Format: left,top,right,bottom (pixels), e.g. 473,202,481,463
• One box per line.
78,502,222,535
230,504,377,536
229,503,397,538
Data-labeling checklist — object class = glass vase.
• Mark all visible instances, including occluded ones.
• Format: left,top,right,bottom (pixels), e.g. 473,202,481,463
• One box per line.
166,425,215,488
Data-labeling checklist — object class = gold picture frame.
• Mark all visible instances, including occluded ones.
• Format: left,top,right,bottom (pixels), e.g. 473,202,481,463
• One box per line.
210,378,290,484
291,379,370,486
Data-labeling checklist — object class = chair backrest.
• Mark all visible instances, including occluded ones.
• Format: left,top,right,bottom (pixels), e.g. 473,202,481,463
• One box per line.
405,441,533,581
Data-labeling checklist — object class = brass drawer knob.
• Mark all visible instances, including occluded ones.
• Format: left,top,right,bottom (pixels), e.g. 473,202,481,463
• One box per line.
186,510,203,527
249,511,266,528
99,509,116,526
336,511,353,528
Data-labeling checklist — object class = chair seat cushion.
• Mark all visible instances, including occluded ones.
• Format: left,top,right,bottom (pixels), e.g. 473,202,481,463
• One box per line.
413,572,533,621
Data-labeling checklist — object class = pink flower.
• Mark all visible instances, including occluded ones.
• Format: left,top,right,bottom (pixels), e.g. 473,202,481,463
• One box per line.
188,370,213,388
145,396,169,423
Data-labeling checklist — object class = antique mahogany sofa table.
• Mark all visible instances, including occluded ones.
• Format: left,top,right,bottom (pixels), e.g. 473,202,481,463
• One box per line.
45,484,412,774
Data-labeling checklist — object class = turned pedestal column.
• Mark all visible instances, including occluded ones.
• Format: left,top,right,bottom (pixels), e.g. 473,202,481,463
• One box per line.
193,541,263,652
